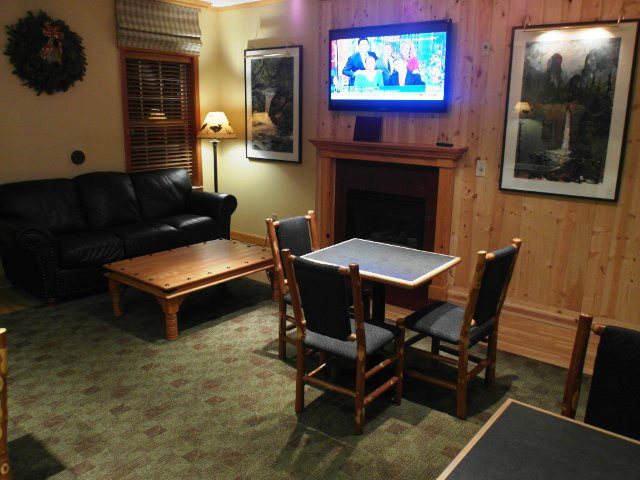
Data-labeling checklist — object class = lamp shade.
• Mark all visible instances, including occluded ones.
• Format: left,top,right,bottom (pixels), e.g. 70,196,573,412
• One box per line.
514,101,531,114
197,111,237,140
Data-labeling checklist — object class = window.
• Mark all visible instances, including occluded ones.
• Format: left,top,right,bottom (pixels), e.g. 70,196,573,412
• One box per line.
120,49,202,186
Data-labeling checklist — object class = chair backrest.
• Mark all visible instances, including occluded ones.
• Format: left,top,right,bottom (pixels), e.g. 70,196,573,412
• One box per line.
266,211,319,297
290,256,353,340
584,325,640,440
462,238,521,335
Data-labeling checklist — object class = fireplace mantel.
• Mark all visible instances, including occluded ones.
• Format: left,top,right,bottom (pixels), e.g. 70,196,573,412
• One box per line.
310,138,467,300
309,139,467,169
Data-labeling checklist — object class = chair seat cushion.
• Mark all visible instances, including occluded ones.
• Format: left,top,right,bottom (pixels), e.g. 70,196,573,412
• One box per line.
283,292,292,305
56,231,124,268
105,221,184,258
160,214,219,245
304,320,395,360
405,302,494,346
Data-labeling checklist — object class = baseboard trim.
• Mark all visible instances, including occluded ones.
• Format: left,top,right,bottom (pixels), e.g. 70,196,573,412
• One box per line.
446,286,636,331
230,230,266,247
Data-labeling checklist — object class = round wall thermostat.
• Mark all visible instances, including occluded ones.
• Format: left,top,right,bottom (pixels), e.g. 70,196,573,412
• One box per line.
71,150,85,165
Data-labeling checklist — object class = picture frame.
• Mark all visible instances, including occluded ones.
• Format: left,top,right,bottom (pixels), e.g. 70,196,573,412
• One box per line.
499,20,639,201
244,45,302,163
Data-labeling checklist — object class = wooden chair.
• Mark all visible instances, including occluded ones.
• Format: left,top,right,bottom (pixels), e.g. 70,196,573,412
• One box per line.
562,313,640,440
403,238,521,419
283,249,405,435
0,329,9,479
266,211,320,359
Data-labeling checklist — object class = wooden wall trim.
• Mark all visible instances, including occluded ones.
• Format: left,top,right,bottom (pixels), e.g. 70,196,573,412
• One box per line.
317,0,640,366
231,230,267,246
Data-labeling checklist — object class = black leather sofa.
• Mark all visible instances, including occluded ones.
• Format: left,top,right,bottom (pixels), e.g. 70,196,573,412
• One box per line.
0,168,237,301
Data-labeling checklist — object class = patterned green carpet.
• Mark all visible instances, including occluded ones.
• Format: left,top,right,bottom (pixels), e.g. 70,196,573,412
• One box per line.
1,278,584,479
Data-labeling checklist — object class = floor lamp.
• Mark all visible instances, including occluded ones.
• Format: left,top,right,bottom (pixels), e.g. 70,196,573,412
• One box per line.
197,112,237,193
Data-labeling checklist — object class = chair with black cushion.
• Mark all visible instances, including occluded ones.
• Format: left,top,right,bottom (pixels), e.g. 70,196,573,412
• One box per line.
266,211,320,359
562,313,640,440
403,238,521,419
283,249,405,434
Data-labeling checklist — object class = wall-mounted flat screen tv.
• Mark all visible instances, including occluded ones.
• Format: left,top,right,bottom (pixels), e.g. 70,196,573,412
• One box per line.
329,20,452,112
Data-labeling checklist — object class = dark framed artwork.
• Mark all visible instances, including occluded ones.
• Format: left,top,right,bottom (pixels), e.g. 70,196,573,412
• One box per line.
500,21,639,201
244,45,302,163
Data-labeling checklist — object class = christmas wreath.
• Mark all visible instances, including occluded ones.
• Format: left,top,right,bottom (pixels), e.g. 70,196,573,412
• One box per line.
4,11,87,95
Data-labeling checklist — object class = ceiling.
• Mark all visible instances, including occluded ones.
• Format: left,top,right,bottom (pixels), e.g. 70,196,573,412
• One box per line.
204,0,262,7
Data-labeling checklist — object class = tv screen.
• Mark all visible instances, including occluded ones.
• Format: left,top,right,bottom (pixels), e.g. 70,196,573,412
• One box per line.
329,20,452,113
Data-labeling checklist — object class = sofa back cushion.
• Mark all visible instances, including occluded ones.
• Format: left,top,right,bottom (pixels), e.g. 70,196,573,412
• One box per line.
0,179,87,233
75,172,142,228
131,169,192,219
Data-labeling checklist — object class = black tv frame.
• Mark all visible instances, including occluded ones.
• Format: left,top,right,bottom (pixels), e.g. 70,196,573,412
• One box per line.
328,19,453,113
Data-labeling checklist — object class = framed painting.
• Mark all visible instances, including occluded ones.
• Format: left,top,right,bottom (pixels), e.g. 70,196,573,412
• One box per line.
500,21,639,201
244,45,302,163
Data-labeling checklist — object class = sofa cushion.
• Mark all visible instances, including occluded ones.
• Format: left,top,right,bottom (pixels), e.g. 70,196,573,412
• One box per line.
131,169,192,220
160,214,219,245
106,221,184,258
56,231,124,268
0,179,86,233
74,172,141,228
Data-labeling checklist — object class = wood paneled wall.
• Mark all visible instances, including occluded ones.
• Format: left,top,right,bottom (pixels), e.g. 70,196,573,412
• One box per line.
316,0,640,332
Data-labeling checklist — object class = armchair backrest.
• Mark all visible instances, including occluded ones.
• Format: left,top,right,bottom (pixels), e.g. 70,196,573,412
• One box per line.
461,238,521,337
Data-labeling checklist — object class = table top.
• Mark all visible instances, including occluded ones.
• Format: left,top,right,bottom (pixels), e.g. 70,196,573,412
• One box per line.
104,239,273,293
437,398,640,480
302,238,460,288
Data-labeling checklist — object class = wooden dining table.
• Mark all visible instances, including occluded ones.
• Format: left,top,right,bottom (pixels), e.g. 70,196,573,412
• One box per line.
437,398,640,480
302,238,460,323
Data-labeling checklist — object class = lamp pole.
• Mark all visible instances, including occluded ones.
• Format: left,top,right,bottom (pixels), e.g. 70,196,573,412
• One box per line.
211,139,220,193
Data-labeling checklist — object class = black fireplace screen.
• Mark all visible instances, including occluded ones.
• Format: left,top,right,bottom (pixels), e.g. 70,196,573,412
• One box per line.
345,189,427,249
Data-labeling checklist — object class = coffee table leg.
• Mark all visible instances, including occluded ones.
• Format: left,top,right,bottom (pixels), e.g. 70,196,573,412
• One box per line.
108,279,123,317
157,297,185,341
372,282,386,325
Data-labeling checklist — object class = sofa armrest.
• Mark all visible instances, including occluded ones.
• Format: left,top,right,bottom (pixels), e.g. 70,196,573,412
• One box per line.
187,191,238,239
0,217,53,251
0,217,59,299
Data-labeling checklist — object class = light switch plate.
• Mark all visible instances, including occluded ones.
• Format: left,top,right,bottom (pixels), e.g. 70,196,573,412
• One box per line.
476,159,487,177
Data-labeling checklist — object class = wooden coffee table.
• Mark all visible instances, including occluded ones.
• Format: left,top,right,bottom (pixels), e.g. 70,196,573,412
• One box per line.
104,239,274,340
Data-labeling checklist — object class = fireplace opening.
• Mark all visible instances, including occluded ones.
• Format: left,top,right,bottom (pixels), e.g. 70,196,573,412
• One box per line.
346,190,427,249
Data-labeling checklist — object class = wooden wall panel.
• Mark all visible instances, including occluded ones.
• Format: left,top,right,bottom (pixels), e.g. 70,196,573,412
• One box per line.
317,0,640,331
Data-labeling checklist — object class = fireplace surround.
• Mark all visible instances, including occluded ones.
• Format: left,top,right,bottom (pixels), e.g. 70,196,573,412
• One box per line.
310,138,466,300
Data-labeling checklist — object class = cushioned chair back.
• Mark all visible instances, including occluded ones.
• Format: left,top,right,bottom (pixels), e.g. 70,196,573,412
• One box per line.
131,168,192,219
584,326,640,440
74,172,142,228
473,245,517,325
292,257,352,340
276,216,312,277
0,179,86,234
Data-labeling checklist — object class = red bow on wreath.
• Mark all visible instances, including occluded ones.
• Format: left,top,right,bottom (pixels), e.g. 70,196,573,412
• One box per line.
39,22,64,63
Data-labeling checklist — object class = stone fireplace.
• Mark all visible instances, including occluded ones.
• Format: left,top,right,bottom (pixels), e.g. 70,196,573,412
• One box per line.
310,138,466,303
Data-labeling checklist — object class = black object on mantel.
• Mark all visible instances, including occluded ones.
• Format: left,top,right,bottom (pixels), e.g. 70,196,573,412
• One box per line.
353,116,382,142
436,142,454,147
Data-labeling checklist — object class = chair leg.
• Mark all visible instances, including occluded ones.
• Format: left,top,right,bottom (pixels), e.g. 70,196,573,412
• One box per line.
431,338,441,367
394,332,404,406
456,347,469,420
485,331,498,388
354,355,366,434
295,340,305,413
278,300,287,360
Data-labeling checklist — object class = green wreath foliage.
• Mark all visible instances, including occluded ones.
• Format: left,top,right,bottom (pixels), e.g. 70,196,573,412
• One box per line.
4,11,87,95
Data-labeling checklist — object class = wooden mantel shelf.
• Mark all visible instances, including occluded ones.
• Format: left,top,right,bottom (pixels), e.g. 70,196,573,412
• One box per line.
309,138,467,169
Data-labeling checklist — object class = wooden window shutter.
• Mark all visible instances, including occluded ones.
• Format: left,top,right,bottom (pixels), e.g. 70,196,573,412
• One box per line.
120,50,201,185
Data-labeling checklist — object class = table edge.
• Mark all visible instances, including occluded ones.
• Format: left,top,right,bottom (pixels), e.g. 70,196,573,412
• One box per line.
436,398,640,480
